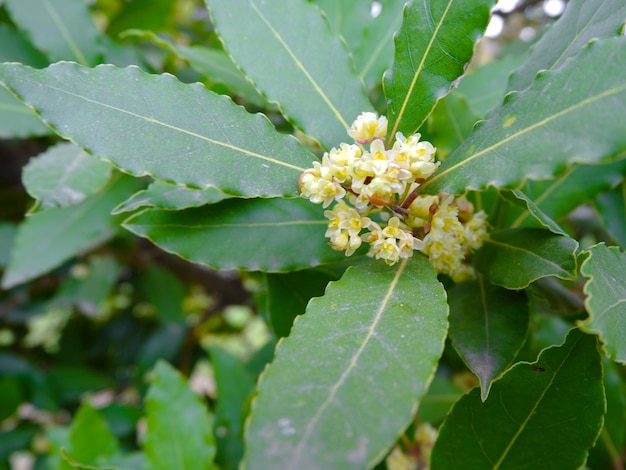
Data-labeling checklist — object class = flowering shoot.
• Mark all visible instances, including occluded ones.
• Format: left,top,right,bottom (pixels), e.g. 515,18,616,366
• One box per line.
299,112,488,280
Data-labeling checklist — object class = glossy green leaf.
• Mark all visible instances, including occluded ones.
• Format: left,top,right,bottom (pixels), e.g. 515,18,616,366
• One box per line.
384,0,493,139
210,346,256,470
23,142,113,212
316,0,406,89
428,92,478,161
123,198,346,272
4,0,103,66
144,361,216,470
455,54,526,117
449,278,529,400
61,401,119,470
0,62,313,197
113,180,228,215
431,329,605,470
507,0,626,92
1,174,138,289
421,37,626,196
506,159,626,230
474,228,578,290
261,264,346,337
243,257,449,469
596,182,626,247
580,243,626,363
206,0,373,149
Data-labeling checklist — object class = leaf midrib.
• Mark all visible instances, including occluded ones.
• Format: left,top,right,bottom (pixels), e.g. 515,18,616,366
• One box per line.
42,0,89,66
492,334,582,468
247,0,349,130
287,258,409,469
485,237,572,277
421,82,626,192
127,220,328,230
11,74,305,172
389,0,456,138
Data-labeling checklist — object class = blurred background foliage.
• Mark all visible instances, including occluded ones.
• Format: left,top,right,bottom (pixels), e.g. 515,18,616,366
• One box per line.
3,0,623,469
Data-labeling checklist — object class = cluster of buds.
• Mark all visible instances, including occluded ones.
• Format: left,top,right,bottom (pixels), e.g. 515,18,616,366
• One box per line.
299,112,487,281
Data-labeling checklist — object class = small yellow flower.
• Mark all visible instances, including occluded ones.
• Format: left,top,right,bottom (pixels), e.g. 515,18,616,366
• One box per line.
299,162,346,208
348,112,388,144
324,202,372,256
364,217,415,265
393,132,440,179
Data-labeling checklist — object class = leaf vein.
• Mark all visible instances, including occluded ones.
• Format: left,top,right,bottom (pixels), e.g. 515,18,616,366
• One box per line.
422,82,626,191
288,258,409,469
22,79,306,172
247,0,349,130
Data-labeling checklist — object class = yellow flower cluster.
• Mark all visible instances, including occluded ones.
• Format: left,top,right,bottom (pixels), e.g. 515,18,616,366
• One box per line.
299,112,488,281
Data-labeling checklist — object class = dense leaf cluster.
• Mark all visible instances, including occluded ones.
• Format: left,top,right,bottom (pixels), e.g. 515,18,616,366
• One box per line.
0,0,625,469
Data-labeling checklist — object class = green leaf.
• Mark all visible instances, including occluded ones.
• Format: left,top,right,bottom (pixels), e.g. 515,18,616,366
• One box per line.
455,54,526,117
587,359,626,470
596,182,626,247
209,346,256,470
384,0,493,139
507,0,626,92
0,62,313,198
123,198,347,272
0,24,51,137
474,228,578,290
1,174,138,289
206,0,373,149
449,278,529,400
121,30,271,109
417,372,463,425
0,24,48,65
23,142,113,212
505,159,626,230
143,361,216,470
0,88,51,138
243,257,449,469
4,0,103,66
106,0,176,38
500,189,566,235
316,0,406,90
431,329,605,469
261,264,346,337
422,37,626,196
113,180,228,215
428,92,478,161
61,401,119,470
580,243,626,363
